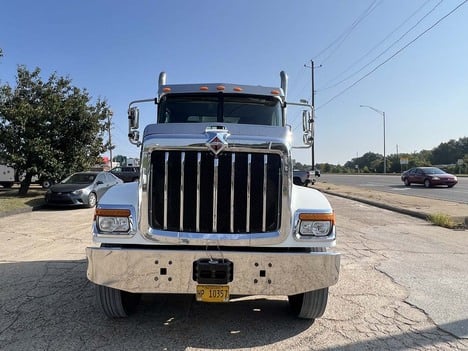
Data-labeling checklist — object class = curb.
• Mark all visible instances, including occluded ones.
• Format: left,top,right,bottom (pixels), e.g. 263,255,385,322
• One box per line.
318,189,467,230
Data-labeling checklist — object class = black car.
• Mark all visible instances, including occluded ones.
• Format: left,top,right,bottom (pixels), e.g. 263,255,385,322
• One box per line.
110,166,140,182
45,171,123,207
401,167,458,188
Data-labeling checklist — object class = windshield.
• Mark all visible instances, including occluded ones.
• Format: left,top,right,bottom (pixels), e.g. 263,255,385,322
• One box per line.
425,167,446,174
62,173,96,184
158,93,283,126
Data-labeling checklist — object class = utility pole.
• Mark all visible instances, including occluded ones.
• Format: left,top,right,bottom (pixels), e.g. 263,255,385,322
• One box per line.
304,60,322,170
107,109,114,169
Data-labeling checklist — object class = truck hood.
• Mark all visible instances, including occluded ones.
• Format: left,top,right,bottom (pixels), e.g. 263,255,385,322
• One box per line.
143,123,290,149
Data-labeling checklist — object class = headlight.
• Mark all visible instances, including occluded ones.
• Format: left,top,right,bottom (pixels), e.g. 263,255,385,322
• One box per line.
72,189,83,195
431,177,440,180
297,212,335,237
300,221,332,236
98,216,130,232
95,208,131,233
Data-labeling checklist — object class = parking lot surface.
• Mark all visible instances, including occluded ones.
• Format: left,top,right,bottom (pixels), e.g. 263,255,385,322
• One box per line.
0,198,467,350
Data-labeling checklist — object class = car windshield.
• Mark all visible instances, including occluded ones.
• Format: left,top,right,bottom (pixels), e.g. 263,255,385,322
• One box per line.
158,93,283,126
424,168,446,174
62,173,96,184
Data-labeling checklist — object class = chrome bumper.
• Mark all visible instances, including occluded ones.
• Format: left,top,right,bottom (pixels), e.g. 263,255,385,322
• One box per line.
86,247,340,295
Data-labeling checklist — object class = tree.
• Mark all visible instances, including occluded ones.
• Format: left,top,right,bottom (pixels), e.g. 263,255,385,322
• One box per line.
0,66,109,195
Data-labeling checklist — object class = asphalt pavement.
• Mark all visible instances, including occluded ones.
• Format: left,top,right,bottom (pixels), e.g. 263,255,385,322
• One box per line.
312,180,468,230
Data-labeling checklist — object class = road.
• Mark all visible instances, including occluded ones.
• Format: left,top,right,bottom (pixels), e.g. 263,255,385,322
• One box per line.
0,201,467,350
319,174,468,204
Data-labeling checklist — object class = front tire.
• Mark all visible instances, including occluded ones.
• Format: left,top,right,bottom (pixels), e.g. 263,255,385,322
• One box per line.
87,192,97,208
424,179,431,188
95,284,141,318
403,178,410,186
42,180,53,189
288,288,329,319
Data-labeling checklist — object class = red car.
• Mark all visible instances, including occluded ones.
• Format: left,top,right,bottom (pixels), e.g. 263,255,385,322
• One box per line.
401,167,457,188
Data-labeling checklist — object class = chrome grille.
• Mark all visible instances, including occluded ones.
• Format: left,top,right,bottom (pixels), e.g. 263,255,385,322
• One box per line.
150,150,282,233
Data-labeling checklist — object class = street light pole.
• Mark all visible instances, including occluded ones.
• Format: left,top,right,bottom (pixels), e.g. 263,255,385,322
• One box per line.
359,105,386,174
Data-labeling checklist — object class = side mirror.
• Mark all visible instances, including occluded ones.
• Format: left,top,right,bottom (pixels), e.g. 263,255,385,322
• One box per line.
128,130,140,146
302,110,310,132
128,107,139,129
128,107,141,146
303,131,313,145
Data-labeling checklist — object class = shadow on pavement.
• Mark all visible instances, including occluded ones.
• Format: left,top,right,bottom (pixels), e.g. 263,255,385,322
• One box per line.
1,259,465,350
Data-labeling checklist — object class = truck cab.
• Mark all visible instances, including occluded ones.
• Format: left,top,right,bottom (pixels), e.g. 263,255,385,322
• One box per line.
86,72,340,320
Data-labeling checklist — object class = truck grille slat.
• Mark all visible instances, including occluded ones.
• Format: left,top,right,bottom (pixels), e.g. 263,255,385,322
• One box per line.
179,152,185,231
212,157,219,232
164,152,169,230
246,154,251,233
230,153,235,233
196,152,201,232
262,154,267,232
151,151,281,234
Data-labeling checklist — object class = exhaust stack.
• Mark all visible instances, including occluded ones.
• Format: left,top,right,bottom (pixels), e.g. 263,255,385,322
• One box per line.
280,71,288,99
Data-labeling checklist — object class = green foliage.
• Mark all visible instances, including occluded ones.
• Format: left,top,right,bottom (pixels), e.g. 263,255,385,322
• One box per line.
0,66,109,194
427,213,454,229
313,136,467,174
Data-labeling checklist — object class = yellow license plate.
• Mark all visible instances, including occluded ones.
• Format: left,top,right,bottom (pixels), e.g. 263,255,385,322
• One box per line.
196,285,230,302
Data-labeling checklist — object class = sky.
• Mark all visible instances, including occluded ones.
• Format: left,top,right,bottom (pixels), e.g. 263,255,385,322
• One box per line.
1,0,467,166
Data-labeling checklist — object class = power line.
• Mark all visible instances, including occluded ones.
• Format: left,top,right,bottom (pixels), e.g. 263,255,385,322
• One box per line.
320,0,382,64
319,0,436,91
317,0,468,111
312,0,381,62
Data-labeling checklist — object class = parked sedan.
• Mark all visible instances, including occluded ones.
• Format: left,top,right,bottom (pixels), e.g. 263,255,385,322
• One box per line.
45,171,123,207
401,167,457,188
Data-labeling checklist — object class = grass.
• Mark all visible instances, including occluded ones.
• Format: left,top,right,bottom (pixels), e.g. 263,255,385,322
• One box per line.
427,213,455,229
0,186,46,214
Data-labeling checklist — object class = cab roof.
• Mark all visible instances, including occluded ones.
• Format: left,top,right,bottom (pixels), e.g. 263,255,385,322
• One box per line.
158,83,285,99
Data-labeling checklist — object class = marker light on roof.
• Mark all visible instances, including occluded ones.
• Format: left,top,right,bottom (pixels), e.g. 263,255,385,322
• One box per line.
271,89,280,95
233,87,243,92
163,87,171,92
216,85,225,91
200,86,209,91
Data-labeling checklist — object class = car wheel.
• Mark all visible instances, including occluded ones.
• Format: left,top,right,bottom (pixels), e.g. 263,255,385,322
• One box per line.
403,178,410,186
87,192,97,208
41,180,53,189
424,179,431,188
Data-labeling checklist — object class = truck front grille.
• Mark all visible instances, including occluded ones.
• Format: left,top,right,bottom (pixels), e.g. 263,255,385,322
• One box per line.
150,151,282,233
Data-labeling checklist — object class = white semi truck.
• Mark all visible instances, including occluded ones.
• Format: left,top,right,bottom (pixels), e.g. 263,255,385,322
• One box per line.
0,164,15,188
86,72,340,319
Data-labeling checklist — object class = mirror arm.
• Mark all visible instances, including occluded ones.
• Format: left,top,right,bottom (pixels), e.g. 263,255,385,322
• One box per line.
291,145,312,149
